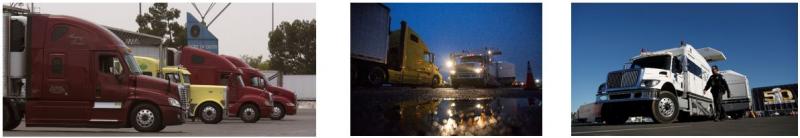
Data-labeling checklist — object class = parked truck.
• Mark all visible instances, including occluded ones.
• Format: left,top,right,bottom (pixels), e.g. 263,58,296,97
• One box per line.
351,3,443,88
3,13,186,132
596,42,728,124
179,46,273,123
135,56,229,124
446,48,515,88
719,70,751,119
221,55,298,120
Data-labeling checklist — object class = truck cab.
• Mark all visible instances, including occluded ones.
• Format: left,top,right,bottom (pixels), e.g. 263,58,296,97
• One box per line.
447,49,509,88
3,14,185,132
221,55,298,120
179,46,273,123
596,42,725,124
385,21,443,87
135,56,229,124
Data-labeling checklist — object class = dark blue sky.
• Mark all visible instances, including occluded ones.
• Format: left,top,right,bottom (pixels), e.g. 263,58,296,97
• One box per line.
385,3,543,82
572,3,798,111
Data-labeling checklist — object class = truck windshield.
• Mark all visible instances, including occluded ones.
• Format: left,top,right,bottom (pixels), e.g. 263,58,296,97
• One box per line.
630,55,670,70
124,54,142,75
460,56,484,63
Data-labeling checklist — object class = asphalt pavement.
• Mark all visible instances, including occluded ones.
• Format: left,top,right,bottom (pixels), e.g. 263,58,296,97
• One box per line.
572,116,798,136
3,109,315,136
351,87,542,136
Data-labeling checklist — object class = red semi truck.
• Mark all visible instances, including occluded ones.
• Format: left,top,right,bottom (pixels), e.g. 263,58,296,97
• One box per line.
178,47,274,123
3,13,186,132
221,55,298,120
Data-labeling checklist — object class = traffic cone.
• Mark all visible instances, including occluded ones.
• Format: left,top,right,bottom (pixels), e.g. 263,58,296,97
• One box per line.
524,61,535,90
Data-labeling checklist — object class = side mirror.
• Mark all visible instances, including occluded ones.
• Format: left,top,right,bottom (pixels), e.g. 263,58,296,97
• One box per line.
112,59,123,76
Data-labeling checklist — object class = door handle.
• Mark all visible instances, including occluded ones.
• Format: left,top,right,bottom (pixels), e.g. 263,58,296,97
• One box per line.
659,71,668,76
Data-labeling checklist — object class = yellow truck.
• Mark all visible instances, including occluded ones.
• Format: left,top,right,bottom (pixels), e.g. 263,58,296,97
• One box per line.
351,4,442,87
135,56,228,124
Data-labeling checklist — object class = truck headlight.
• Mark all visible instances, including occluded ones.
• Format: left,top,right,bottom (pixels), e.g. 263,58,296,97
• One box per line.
597,95,609,101
449,70,456,74
168,98,181,108
641,80,660,87
446,61,454,68
474,68,482,73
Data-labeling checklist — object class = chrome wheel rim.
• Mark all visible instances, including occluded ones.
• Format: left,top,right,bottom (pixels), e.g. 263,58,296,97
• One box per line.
658,98,675,117
243,107,256,120
201,106,217,121
271,106,282,118
136,109,155,128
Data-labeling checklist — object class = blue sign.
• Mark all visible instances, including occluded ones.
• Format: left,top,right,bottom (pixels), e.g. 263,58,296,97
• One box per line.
186,13,219,54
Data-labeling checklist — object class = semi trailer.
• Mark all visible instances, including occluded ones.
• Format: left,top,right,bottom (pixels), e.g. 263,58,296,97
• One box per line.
351,3,443,88
3,13,186,132
135,56,229,124
596,41,732,124
179,46,274,123
222,55,298,120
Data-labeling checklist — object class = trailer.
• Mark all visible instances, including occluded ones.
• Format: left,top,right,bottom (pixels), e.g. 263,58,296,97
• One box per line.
719,70,751,119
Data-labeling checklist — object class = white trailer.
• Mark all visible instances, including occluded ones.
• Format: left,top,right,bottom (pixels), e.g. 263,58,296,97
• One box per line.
720,70,751,119
495,61,516,86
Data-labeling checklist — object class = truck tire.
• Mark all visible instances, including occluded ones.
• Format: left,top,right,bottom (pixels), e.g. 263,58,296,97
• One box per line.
240,104,261,123
4,105,21,130
198,103,223,124
651,91,679,124
270,103,286,120
365,66,386,87
131,103,165,132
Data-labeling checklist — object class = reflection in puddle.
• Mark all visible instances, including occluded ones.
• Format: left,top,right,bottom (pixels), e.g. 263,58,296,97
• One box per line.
353,97,542,136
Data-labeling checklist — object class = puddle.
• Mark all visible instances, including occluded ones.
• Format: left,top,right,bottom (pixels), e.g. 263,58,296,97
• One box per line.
352,97,542,136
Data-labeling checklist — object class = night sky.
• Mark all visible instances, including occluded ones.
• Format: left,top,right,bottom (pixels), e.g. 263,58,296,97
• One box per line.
385,3,543,83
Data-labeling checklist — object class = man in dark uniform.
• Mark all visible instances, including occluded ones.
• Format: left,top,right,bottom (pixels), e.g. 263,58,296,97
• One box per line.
704,65,731,121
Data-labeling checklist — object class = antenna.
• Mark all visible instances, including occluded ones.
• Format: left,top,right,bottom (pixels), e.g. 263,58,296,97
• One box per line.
190,2,231,27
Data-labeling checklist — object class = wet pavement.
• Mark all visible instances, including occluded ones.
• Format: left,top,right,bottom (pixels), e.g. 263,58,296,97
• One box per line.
351,87,542,136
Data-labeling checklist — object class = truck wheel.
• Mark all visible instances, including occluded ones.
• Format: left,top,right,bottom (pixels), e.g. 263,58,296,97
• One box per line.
651,91,679,124
365,66,386,87
198,103,223,124
431,77,439,88
131,103,165,132
240,104,261,123
4,105,21,130
270,103,286,120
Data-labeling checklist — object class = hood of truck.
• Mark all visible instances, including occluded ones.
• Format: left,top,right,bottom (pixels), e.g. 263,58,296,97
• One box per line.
135,75,180,98
267,85,296,101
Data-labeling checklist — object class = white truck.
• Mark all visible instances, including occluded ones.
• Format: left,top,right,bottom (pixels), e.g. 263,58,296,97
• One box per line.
720,70,752,119
596,42,728,124
447,48,515,88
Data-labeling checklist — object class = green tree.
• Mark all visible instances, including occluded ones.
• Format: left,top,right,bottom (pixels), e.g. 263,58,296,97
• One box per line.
241,55,270,70
135,3,186,47
268,19,316,74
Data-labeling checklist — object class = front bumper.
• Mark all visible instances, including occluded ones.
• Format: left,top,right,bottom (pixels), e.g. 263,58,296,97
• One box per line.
260,105,274,118
452,78,486,85
596,88,660,104
284,102,298,115
159,105,186,125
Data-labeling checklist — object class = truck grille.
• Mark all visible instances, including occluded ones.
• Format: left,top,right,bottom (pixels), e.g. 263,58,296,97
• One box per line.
178,85,190,111
607,70,640,89
457,72,478,78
